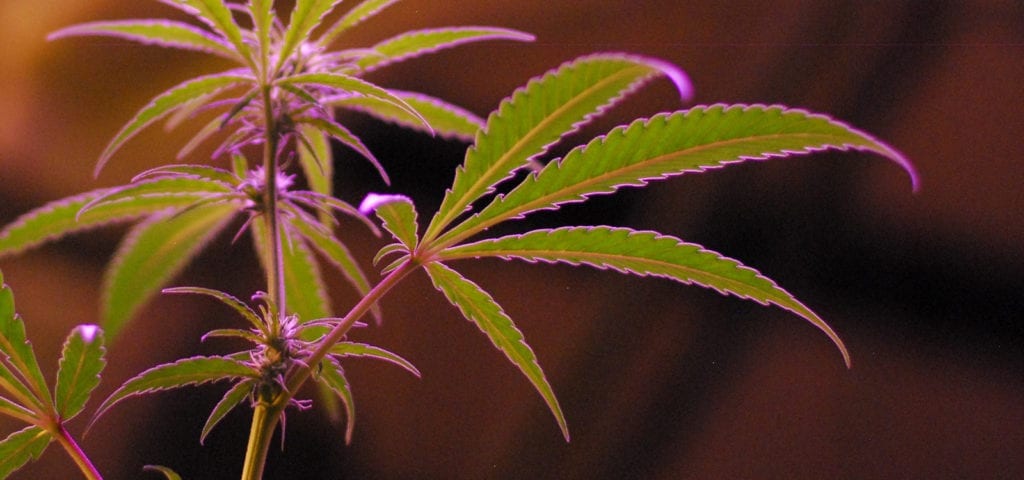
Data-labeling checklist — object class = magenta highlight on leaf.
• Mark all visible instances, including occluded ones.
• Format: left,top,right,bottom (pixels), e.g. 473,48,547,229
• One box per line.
358,193,411,215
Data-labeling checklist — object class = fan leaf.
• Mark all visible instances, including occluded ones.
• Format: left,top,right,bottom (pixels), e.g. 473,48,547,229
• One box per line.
425,53,688,242
295,116,388,184
441,226,851,367
317,0,399,47
200,379,254,444
54,325,107,420
278,73,428,129
179,0,250,62
0,279,50,410
48,20,241,61
356,27,535,72
331,90,484,141
438,105,918,247
93,356,258,425
424,262,568,441
0,426,50,480
0,188,216,258
162,287,263,331
296,124,334,200
143,465,183,480
102,203,237,341
330,342,420,377
96,71,251,175
277,0,345,73
359,194,418,250
316,357,356,444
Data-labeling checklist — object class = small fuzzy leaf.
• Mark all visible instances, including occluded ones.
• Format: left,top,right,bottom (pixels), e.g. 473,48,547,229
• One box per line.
358,194,418,249
425,53,687,242
330,342,420,377
316,358,356,444
0,426,50,480
102,203,237,340
54,325,107,420
93,356,258,424
0,281,51,410
48,20,241,61
162,287,263,331
356,27,534,72
296,124,334,200
251,222,331,324
0,189,213,258
143,465,183,480
200,379,253,444
441,226,852,367
97,71,251,175
279,73,428,130
277,0,345,73
436,105,917,247
331,90,484,141
317,0,399,47
288,218,380,323
425,262,568,440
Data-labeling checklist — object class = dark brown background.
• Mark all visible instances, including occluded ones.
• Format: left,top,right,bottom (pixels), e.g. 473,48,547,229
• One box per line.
1,1,1021,478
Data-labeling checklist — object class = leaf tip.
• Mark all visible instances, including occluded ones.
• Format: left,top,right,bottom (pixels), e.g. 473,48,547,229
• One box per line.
358,193,409,215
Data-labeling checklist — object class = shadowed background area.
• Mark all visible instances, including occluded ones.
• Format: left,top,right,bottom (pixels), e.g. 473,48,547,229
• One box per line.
1,1,1022,478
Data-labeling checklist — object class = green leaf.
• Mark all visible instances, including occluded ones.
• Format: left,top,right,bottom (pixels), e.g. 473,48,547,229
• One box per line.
316,0,399,47
296,124,334,201
179,0,251,62
436,105,917,248
330,342,420,377
200,379,253,444
316,358,356,444
278,73,428,130
359,194,418,250
424,262,568,440
54,325,106,420
48,20,241,61
102,203,237,340
0,281,51,411
248,0,274,73
295,116,388,184
162,287,264,332
0,363,42,419
134,164,241,186
93,356,258,425
425,53,684,243
276,0,344,73
0,426,50,480
143,465,183,480
79,177,235,217
0,396,36,425
356,27,534,72
331,90,484,141
288,218,380,323
251,222,331,324
441,226,851,367
0,188,215,258
96,71,251,175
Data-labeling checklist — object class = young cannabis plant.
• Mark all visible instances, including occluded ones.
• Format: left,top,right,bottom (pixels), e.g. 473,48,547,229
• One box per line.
0,0,918,478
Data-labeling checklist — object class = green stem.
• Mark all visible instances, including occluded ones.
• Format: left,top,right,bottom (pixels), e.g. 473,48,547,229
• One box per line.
52,424,102,480
284,260,418,396
240,401,280,480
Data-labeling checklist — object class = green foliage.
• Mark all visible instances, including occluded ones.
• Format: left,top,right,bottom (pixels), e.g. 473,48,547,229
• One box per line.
0,270,108,479
0,1,919,477
143,464,183,480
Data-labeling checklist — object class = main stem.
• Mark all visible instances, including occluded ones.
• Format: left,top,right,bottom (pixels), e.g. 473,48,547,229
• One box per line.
240,86,287,480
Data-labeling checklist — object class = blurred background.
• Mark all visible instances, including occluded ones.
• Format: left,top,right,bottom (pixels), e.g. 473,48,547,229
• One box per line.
1,1,1021,478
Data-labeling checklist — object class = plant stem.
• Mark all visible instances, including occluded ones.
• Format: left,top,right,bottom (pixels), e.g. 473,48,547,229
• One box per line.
52,424,102,480
284,260,418,396
260,86,286,332
240,401,280,480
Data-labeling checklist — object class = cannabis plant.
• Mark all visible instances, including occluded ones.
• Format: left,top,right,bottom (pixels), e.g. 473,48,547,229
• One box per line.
0,1,916,478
